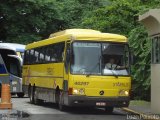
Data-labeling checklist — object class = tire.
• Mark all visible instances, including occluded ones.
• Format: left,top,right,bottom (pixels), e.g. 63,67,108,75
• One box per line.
29,86,35,104
17,93,24,98
55,89,60,104
33,87,43,105
105,107,114,114
58,91,66,111
28,85,31,98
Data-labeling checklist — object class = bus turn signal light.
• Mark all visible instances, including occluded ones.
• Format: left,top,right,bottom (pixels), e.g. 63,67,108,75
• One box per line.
68,88,73,95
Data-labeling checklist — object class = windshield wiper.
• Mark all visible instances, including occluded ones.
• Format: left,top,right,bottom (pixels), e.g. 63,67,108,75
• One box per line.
105,65,118,78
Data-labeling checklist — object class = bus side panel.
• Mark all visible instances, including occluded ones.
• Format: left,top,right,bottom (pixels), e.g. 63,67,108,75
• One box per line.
23,63,64,102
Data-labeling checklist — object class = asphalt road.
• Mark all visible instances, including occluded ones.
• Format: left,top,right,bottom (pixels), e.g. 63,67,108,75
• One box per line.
11,97,130,120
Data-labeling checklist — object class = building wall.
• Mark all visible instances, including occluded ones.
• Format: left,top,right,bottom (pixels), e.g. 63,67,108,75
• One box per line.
139,9,160,114
151,64,160,114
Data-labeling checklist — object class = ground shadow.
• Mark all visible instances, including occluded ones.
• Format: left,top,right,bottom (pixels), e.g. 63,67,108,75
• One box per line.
26,101,127,116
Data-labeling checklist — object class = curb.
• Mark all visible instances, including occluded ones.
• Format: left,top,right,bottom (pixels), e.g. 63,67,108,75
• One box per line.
122,107,160,120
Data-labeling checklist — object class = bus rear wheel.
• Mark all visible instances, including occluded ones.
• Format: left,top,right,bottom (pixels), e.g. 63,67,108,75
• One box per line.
17,93,24,98
29,86,35,104
34,87,43,105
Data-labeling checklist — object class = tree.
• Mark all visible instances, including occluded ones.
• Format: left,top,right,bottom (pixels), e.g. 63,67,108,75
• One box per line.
82,0,142,35
57,0,109,28
0,0,109,44
0,0,64,44
129,26,151,100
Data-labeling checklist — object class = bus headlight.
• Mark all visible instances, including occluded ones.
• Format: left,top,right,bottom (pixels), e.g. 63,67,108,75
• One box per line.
119,90,129,96
73,88,85,95
73,89,78,94
125,91,129,96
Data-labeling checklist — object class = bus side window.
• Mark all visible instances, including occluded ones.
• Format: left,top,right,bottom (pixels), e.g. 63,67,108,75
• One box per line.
24,50,30,65
49,45,56,62
34,48,40,63
45,46,51,62
30,49,36,64
39,47,45,63
53,42,65,62
57,42,65,62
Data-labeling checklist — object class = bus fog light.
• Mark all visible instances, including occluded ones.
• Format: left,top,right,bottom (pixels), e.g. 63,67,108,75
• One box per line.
79,88,85,95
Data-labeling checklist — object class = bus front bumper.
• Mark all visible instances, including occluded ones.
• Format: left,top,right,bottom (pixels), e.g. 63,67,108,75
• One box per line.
67,96,130,107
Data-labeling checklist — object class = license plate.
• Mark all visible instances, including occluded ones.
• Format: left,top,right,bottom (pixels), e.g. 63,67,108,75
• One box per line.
96,102,106,106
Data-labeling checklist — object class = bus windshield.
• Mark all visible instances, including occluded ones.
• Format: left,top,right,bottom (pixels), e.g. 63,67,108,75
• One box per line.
71,41,130,76
0,55,7,74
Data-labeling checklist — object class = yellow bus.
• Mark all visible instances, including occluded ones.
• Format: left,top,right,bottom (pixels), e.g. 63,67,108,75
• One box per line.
22,29,131,112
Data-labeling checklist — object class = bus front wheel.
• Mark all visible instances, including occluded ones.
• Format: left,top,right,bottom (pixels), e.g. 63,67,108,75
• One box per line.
58,91,66,111
105,107,114,114
34,87,43,105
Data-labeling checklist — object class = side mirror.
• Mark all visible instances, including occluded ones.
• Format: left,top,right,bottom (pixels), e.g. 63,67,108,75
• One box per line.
130,54,134,65
129,48,135,65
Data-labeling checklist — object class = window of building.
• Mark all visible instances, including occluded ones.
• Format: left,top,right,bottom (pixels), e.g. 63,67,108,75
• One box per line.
152,35,160,64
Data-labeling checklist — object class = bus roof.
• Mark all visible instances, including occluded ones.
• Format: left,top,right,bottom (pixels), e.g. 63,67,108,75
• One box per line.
26,29,127,50
49,29,101,37
0,43,25,52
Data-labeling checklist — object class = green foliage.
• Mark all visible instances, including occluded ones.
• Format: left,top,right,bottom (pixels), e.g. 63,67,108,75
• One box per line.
0,0,63,43
0,0,108,43
57,0,109,28
129,26,151,100
82,0,141,35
